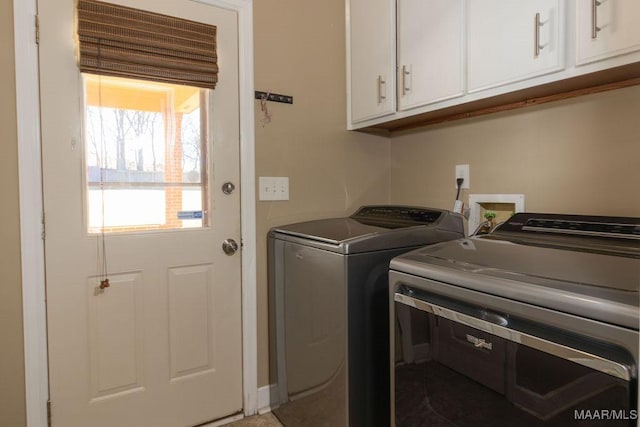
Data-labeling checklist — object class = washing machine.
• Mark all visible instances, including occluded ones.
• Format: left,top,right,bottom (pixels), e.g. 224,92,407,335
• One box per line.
390,212,639,426
268,205,464,426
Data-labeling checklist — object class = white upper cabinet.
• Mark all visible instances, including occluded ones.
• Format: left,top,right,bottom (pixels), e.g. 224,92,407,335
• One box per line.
348,0,396,125
397,0,465,111
467,0,565,93
346,0,639,132
576,0,640,65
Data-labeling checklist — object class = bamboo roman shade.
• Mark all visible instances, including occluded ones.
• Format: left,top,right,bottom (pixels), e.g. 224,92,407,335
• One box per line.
76,0,218,89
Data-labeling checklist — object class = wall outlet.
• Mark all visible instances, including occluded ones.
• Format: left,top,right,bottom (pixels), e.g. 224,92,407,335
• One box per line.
455,164,470,189
259,176,289,201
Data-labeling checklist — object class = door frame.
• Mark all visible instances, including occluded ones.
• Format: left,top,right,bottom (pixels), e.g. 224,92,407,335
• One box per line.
13,0,258,425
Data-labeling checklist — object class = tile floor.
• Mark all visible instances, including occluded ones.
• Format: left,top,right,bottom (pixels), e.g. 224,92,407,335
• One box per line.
227,412,283,427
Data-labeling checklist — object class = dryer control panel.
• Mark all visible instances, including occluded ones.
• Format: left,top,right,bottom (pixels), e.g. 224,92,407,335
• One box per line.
497,213,640,240
351,205,444,228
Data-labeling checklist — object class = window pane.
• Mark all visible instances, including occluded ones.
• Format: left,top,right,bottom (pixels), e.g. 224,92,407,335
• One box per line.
84,74,208,233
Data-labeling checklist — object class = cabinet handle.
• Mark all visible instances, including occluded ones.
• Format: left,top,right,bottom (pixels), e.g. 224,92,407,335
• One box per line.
377,75,386,104
591,0,601,39
401,65,411,96
534,13,545,58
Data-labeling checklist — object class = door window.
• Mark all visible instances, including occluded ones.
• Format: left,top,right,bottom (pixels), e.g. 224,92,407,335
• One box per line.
84,74,209,233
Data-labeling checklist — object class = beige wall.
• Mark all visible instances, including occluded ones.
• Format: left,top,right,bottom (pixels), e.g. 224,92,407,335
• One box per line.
390,86,640,219
253,0,391,386
253,2,640,389
0,1,27,426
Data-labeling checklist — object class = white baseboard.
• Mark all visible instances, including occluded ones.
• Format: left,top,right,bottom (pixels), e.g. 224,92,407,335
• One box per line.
199,413,244,427
257,384,278,414
187,383,277,426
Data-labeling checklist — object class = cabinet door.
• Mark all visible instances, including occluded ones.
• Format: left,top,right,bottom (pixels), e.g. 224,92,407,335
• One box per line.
348,0,396,124
397,0,464,111
576,0,640,65
467,0,564,93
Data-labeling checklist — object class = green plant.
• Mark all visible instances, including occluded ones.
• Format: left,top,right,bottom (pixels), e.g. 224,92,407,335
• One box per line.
483,211,497,221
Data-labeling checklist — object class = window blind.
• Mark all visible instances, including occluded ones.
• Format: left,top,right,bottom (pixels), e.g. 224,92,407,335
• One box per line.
76,0,218,89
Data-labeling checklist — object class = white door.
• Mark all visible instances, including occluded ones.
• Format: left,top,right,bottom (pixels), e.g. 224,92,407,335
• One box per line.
467,0,564,93
348,0,396,125
39,1,243,426
397,0,464,111
576,0,640,65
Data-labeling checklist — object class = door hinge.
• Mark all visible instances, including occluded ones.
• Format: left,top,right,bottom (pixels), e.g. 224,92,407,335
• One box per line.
41,212,46,241
35,15,40,45
47,400,52,427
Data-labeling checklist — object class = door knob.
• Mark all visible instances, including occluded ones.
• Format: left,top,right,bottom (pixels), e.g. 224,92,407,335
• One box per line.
222,239,239,255
222,181,235,195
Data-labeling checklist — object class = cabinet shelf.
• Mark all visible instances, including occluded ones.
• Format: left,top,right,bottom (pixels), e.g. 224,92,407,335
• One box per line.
356,63,640,135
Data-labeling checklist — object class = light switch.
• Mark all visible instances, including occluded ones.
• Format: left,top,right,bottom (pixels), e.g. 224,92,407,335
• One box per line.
259,176,289,201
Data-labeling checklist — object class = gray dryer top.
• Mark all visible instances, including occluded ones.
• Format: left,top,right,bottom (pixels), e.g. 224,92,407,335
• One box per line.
269,205,465,254
390,212,640,329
